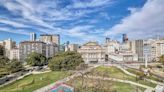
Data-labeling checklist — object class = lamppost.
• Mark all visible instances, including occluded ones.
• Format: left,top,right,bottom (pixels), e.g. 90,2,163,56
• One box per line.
145,54,148,68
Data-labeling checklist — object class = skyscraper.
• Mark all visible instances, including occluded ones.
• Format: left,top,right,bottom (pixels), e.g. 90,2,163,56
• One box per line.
30,33,36,41
105,37,110,43
135,40,144,62
122,34,128,43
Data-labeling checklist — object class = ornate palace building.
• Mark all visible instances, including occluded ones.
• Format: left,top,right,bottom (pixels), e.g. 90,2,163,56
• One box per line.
78,41,105,64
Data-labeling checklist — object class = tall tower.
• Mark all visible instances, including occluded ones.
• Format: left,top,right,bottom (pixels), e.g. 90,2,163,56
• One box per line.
135,40,144,62
122,34,128,43
105,37,110,43
65,41,70,52
30,33,36,41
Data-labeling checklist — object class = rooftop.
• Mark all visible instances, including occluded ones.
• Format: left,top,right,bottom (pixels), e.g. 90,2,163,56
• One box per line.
20,41,46,44
40,34,60,36
84,41,99,46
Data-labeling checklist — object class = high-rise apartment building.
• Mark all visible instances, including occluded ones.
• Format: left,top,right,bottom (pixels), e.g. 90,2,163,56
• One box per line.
9,48,19,60
4,38,16,50
19,41,46,61
30,33,36,41
130,40,136,54
143,39,156,62
68,44,79,51
46,43,58,58
156,39,164,59
40,34,60,45
1,38,16,59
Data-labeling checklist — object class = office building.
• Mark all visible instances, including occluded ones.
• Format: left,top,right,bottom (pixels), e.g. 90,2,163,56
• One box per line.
105,37,110,44
65,41,70,52
122,34,128,43
135,40,144,62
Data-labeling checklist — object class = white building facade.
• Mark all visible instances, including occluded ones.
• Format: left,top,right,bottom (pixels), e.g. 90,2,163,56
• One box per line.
9,48,20,60
78,41,105,64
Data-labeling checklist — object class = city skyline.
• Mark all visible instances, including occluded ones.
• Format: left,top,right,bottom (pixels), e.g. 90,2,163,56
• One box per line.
0,1,164,92
0,0,164,44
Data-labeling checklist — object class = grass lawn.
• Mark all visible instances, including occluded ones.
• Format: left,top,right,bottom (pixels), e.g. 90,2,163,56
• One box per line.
126,68,163,82
67,77,145,92
0,71,71,92
89,66,157,88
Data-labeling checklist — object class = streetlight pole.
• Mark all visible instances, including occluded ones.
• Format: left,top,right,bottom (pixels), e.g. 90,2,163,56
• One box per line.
145,54,148,68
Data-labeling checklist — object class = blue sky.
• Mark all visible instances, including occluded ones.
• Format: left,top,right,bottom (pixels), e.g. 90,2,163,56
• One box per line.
0,0,163,44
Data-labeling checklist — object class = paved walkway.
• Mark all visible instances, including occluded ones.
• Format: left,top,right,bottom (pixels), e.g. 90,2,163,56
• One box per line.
144,88,154,92
0,70,51,87
85,75,155,91
34,65,100,92
34,64,158,92
106,64,164,86
0,72,31,87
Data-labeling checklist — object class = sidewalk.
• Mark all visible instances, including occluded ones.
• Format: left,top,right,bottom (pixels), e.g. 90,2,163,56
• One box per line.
0,70,51,88
86,75,154,91
113,65,164,86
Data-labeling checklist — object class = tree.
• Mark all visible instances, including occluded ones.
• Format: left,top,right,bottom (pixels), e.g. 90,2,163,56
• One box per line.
159,55,164,71
0,56,9,67
0,56,10,77
48,51,84,71
136,71,145,80
26,52,47,66
0,45,5,56
159,55,164,65
0,57,23,77
7,59,23,73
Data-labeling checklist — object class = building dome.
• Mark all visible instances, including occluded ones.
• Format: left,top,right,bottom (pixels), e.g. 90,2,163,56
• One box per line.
84,41,99,46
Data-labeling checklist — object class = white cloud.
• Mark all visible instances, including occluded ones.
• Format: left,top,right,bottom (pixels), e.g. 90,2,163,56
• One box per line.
62,25,102,42
99,12,111,20
105,0,164,39
0,27,29,35
0,19,28,28
1,0,99,29
0,0,113,43
66,25,93,37
71,0,113,8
